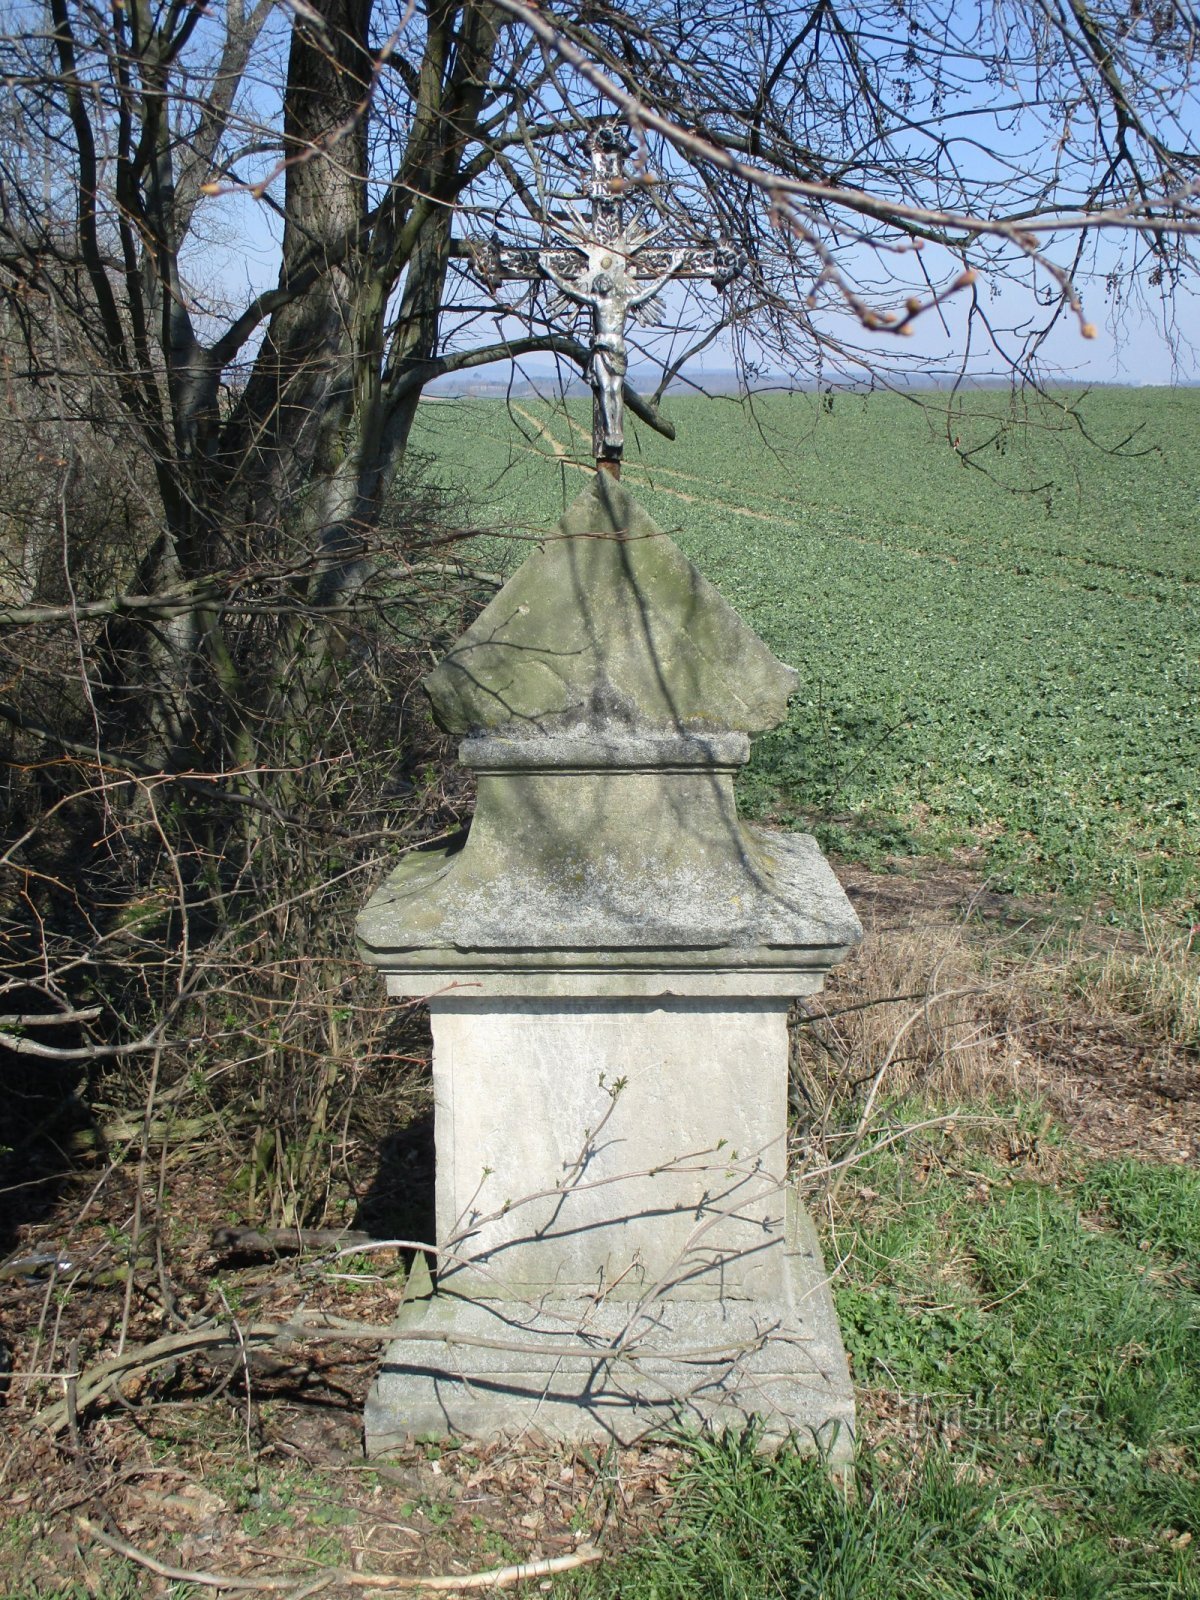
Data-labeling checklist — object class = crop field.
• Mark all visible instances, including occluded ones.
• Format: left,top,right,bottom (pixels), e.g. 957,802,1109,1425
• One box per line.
413,386,1200,914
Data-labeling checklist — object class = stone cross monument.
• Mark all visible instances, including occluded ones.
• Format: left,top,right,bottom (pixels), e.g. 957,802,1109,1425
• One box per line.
359,125,860,1456
467,121,743,471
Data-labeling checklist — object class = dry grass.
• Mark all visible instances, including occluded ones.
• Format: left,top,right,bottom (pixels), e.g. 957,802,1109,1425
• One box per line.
790,861,1199,1165
1066,918,1200,1050
791,923,1017,1123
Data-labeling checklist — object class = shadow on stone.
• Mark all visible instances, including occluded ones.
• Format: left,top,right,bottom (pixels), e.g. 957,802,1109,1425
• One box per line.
355,1106,437,1257
357,477,861,1458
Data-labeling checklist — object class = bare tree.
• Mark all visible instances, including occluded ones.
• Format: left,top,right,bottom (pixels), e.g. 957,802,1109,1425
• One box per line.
2,0,1197,771
0,0,1197,1226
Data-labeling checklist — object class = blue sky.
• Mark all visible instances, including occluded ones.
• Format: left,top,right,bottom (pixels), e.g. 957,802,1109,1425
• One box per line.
176,0,1200,395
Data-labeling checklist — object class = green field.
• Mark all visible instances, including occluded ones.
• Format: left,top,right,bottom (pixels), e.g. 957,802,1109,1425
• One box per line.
414,387,1200,914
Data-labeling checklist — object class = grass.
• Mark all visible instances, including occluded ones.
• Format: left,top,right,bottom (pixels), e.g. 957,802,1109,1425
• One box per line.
567,1141,1200,1600
1077,1159,1200,1277
570,1431,1200,1599
1069,922,1200,1049
414,386,1200,914
790,884,1199,1128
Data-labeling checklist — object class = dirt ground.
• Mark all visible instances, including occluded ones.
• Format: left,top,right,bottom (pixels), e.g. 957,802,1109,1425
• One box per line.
0,858,1195,1597
837,855,1198,1164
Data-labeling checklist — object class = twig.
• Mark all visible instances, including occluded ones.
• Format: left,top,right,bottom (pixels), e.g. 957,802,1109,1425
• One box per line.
64,1337,81,1454
118,1037,167,1357
216,1286,256,1466
36,1311,767,1436
77,1517,602,1592
827,984,989,1203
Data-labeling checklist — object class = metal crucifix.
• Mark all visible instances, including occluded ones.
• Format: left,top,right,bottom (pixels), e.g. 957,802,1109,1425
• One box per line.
468,121,744,477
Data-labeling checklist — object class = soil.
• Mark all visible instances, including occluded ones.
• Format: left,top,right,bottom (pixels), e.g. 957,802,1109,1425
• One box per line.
837,853,1198,1164
0,859,1194,1596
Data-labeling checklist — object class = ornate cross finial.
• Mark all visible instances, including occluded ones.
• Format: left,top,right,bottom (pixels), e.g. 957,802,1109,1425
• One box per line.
584,119,636,247
467,121,745,476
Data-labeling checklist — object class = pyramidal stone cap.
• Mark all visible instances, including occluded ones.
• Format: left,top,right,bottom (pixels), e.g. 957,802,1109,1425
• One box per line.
358,477,862,978
424,474,799,738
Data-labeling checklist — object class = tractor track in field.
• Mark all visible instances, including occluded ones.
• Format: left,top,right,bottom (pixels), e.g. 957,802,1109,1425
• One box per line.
504,410,1192,604
510,407,778,519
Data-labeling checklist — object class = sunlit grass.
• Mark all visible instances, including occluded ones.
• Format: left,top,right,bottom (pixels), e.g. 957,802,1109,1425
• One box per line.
568,1139,1200,1599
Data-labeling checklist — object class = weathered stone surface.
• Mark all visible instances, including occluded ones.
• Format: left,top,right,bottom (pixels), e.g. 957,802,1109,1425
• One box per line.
424,476,798,737
426,995,789,1302
363,983,857,1456
361,790,857,953
359,817,860,963
461,730,751,769
365,1199,854,1461
382,969,831,998
358,479,861,971
359,477,860,1453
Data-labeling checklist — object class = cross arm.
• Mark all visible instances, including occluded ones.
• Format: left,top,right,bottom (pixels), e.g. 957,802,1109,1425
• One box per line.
634,244,747,290
464,237,541,288
465,237,588,291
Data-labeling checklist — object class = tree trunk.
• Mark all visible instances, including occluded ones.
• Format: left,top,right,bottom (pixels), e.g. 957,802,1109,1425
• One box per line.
229,0,372,545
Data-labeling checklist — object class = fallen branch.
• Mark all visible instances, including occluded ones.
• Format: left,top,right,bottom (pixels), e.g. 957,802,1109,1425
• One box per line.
36,1311,766,1436
78,1517,602,1593
70,1114,219,1154
210,1225,374,1257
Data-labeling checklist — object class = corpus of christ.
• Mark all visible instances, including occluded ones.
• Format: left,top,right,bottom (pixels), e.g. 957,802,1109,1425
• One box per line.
466,120,744,471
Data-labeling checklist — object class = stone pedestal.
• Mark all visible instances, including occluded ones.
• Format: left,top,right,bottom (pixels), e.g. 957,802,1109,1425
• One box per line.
364,1197,852,1453
358,477,861,1457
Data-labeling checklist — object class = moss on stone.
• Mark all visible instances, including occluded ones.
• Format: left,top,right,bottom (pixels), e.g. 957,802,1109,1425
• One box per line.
424,477,798,735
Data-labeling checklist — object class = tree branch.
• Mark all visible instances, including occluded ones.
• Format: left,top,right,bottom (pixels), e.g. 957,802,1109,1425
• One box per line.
396,329,677,439
77,1518,602,1594
0,701,308,826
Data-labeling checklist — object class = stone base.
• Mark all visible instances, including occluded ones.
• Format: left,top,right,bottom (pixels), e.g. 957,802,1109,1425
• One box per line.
365,1203,854,1465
